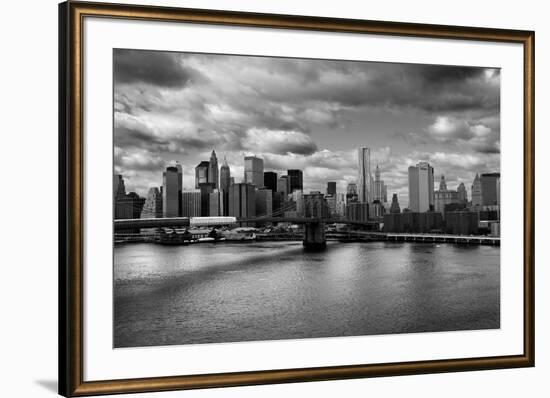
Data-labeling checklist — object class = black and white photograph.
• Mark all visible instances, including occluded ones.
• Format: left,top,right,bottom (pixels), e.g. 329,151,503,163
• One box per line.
113,49,501,348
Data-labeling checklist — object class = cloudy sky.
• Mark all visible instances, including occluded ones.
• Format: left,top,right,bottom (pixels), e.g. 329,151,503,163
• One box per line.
114,49,500,208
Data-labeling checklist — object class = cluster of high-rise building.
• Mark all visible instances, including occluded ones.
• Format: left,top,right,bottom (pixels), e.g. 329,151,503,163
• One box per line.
114,145,500,236
383,161,500,235
115,151,316,224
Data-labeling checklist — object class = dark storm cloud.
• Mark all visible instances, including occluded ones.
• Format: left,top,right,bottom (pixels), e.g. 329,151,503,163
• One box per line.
113,49,204,87
414,64,486,83
233,57,500,114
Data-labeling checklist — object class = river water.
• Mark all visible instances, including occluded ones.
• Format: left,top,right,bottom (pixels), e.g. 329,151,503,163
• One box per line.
114,241,500,348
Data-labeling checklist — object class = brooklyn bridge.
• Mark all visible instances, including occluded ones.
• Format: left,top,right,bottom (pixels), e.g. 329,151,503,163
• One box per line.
114,215,500,248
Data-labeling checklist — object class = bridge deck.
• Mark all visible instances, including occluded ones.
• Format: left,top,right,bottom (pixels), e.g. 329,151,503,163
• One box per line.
114,216,376,231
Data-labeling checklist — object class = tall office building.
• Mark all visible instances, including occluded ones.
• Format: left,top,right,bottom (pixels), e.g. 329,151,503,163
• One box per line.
255,188,273,217
457,182,468,203
434,175,459,215
208,150,219,189
272,192,284,217
357,147,372,203
439,175,447,191
244,156,264,187
287,169,303,193
163,165,183,217
141,187,163,218
290,190,304,217
481,173,501,206
195,161,210,188
220,157,231,192
182,190,201,217
114,174,126,199
277,175,289,198
264,171,278,193
326,181,337,196
209,189,224,216
219,157,231,215
345,202,369,223
228,183,256,219
371,200,385,218
471,173,482,206
346,182,358,204
325,194,336,216
335,193,346,217
373,165,387,203
390,193,401,213
115,192,145,220
199,182,215,217
408,161,434,213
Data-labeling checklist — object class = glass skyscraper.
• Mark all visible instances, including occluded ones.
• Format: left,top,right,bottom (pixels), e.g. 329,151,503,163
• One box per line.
408,161,434,212
287,169,303,193
357,147,372,203
208,150,219,189
162,165,183,217
244,156,264,187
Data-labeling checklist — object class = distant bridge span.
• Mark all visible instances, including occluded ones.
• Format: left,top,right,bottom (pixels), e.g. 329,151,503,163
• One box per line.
114,216,377,232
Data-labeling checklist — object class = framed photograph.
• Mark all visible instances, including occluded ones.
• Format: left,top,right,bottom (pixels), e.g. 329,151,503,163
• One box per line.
59,1,534,396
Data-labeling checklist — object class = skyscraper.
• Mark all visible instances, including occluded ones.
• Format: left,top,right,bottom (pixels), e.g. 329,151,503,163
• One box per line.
114,174,126,199
219,157,231,215
264,171,278,193
182,190,201,217
357,147,372,203
408,161,434,213
287,169,303,193
325,194,336,217
208,150,219,189
434,175,459,215
277,175,289,198
220,157,231,192
290,189,305,217
373,165,386,203
335,193,346,217
115,192,145,220
439,175,447,191
163,165,183,217
195,161,210,188
390,193,401,213
471,173,482,206
345,202,369,222
255,188,273,217
199,182,215,217
228,183,256,219
141,187,163,218
114,174,146,220
457,182,468,203
244,156,264,187
346,182,358,204
481,173,501,206
209,189,224,216
326,181,337,196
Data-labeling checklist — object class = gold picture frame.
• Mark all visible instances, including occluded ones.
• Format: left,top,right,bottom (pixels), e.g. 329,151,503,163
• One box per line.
59,1,535,396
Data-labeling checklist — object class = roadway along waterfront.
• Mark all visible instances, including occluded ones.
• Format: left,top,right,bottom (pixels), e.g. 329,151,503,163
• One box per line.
114,241,500,348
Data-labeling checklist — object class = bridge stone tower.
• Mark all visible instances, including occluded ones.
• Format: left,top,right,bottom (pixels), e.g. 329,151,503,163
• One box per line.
303,221,326,250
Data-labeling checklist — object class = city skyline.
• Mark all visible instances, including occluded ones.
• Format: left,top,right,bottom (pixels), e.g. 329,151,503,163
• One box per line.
116,151,499,220
114,49,500,208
